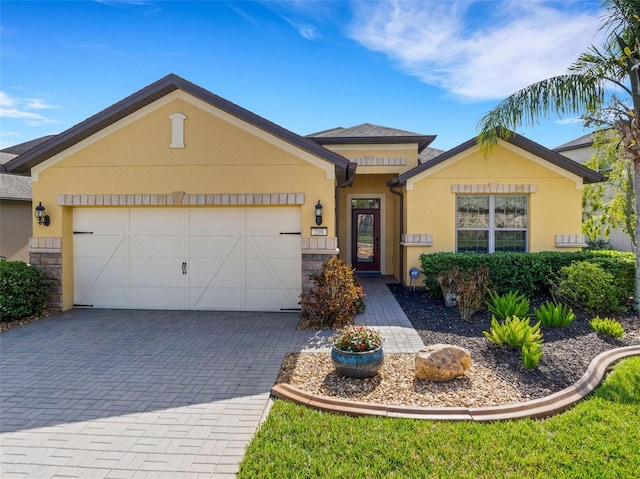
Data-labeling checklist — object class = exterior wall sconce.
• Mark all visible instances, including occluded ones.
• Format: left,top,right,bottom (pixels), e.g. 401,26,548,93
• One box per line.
315,200,323,226
35,202,50,226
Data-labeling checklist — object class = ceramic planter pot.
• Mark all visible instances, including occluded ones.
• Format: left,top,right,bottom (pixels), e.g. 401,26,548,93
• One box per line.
331,345,384,378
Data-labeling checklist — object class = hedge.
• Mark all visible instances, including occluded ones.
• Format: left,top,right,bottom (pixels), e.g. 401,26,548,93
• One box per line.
0,260,50,322
419,250,635,300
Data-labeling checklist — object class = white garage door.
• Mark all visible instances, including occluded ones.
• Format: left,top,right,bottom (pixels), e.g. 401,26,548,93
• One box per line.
73,207,301,311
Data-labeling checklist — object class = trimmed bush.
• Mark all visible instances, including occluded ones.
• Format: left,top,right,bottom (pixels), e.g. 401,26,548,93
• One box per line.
552,261,624,314
299,258,360,328
0,260,49,322
420,250,634,300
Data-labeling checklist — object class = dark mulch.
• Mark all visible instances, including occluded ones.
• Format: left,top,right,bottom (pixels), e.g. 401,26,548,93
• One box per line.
388,283,640,400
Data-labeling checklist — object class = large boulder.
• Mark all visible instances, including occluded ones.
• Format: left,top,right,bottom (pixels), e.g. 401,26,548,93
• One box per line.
415,344,472,381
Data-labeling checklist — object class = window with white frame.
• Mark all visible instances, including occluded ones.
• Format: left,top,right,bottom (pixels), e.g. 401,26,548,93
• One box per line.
456,195,528,253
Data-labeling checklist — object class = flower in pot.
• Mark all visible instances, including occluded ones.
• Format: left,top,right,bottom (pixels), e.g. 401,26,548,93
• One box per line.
331,325,384,378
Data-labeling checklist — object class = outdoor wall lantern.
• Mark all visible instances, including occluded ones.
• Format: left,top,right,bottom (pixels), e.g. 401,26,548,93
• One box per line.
315,200,323,226
35,202,50,226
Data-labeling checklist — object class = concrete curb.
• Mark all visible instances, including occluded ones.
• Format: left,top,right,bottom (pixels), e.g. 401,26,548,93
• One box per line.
271,345,640,421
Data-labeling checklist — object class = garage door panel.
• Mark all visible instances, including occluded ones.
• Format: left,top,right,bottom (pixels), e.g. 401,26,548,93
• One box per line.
74,207,301,311
129,287,182,309
132,235,182,258
130,209,183,233
190,287,244,310
78,286,127,308
250,235,299,259
75,208,129,233
246,289,296,311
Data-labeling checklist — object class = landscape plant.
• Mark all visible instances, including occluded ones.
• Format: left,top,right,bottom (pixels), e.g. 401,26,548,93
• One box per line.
486,290,530,320
298,258,360,328
589,316,626,338
533,300,576,328
332,325,382,352
483,315,543,349
0,260,49,322
521,342,543,370
552,261,624,314
455,266,490,321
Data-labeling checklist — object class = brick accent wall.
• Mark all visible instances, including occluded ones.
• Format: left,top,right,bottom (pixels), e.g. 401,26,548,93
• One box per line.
301,237,339,292
29,237,62,312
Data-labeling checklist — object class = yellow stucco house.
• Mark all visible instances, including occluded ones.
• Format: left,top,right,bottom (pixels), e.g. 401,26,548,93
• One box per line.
2,74,603,312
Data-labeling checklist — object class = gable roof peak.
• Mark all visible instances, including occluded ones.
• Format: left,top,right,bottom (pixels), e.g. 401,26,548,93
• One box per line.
389,128,604,186
3,74,350,175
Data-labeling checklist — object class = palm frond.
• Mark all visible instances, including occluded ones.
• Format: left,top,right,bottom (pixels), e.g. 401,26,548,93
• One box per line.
477,74,605,150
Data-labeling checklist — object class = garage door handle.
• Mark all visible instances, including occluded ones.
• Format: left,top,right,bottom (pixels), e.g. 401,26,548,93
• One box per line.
182,262,187,275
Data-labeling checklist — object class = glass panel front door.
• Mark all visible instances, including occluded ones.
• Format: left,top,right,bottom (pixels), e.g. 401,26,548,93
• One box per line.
352,204,380,271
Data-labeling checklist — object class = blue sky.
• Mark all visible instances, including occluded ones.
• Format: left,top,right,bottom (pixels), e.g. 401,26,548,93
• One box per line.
1,0,605,151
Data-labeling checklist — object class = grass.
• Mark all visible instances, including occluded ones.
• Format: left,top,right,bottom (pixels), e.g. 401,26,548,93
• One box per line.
239,356,640,478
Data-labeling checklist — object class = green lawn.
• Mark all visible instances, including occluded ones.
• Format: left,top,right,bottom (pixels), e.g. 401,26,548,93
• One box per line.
239,357,640,479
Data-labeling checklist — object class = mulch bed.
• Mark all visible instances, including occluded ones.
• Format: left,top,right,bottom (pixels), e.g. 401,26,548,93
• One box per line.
388,283,640,400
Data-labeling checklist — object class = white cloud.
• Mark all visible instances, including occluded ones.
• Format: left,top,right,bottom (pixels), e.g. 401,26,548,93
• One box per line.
348,0,603,101
0,92,59,125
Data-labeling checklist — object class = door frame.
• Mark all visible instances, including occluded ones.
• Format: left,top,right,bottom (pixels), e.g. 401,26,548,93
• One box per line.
346,194,385,273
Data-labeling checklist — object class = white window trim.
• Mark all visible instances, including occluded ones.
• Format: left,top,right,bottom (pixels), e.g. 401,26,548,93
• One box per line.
169,112,187,148
456,194,528,253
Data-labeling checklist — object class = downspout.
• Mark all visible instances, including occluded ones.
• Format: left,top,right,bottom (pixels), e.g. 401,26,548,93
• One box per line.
335,162,357,243
387,178,404,284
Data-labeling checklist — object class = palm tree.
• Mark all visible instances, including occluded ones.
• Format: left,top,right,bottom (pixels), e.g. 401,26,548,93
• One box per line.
477,0,640,313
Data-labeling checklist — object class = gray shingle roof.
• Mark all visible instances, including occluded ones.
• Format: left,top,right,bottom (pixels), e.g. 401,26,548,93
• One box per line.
0,136,54,200
418,147,445,163
307,123,436,153
309,123,425,138
0,173,31,201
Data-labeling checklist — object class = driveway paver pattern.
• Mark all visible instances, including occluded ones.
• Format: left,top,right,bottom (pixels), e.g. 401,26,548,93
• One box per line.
1,309,320,478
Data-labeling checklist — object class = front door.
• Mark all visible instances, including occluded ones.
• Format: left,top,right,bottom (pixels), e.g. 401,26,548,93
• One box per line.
351,199,380,272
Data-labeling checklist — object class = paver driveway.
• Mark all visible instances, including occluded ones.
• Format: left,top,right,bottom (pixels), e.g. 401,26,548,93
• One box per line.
0,309,317,478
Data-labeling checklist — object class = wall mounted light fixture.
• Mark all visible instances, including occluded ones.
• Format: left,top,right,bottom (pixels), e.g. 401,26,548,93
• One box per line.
314,200,323,226
35,202,50,226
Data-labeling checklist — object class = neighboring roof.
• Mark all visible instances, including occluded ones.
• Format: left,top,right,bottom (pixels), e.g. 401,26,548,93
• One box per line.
1,135,57,156
307,123,436,153
0,173,32,201
2,74,351,176
554,132,595,152
389,130,605,186
0,139,52,201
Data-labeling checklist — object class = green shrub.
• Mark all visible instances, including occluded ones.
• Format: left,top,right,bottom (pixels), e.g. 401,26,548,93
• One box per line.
552,261,623,314
522,342,543,370
0,260,50,322
419,251,634,300
298,258,360,328
482,316,543,349
589,316,625,338
486,290,530,320
533,301,575,328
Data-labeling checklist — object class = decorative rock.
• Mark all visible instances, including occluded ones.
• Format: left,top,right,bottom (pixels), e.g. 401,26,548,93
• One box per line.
415,344,472,382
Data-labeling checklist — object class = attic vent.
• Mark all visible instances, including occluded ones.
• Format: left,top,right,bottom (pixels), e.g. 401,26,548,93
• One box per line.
169,112,187,148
